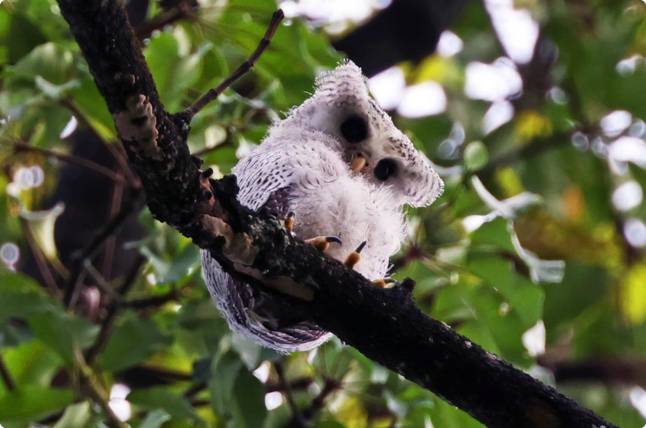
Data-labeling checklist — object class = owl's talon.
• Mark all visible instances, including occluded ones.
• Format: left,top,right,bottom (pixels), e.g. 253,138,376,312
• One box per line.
284,211,295,234
372,278,387,288
344,240,367,269
372,277,395,288
306,235,342,252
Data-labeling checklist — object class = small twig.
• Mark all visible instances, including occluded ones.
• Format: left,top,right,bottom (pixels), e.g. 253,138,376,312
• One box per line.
180,9,284,120
83,260,124,303
124,285,187,309
266,376,313,393
13,142,127,185
286,377,341,428
117,365,193,384
192,127,235,157
103,142,141,189
192,142,231,158
19,218,60,297
0,353,16,391
135,3,194,40
183,381,207,401
66,269,88,310
189,398,210,407
275,361,308,427
64,193,144,308
60,98,99,137
100,176,125,279
74,353,127,428
478,131,572,176
85,255,144,364
389,244,425,273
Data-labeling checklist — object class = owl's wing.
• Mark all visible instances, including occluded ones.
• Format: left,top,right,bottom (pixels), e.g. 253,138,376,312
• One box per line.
201,251,331,352
234,139,345,212
201,137,343,352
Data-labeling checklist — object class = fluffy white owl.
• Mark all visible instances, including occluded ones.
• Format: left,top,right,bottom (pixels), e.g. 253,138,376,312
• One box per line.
201,60,443,352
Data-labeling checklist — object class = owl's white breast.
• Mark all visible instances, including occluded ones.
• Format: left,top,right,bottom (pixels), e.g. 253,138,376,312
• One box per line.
235,130,405,281
290,176,404,280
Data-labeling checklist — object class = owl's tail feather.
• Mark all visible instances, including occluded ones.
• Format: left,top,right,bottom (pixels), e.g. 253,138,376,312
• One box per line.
201,250,332,353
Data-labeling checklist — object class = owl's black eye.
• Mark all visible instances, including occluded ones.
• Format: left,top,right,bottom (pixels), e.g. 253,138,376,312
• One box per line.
374,158,398,181
340,115,368,143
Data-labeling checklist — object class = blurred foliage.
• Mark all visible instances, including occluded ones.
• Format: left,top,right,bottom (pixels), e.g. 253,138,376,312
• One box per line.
1,0,646,426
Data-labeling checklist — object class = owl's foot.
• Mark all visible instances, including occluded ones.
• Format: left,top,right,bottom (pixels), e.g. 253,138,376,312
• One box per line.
344,241,366,269
286,213,342,252
305,236,343,252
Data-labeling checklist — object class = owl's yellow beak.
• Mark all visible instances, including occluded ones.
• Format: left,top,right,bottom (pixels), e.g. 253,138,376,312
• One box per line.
351,154,367,172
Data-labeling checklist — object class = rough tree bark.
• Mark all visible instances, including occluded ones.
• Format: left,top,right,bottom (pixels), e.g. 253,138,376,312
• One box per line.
56,1,615,427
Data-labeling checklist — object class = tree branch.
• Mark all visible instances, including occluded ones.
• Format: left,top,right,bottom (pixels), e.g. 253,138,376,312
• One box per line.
56,2,615,427
13,142,128,185
539,354,646,388
275,361,307,427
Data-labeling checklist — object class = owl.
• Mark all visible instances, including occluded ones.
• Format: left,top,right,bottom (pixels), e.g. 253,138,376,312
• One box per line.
201,60,444,352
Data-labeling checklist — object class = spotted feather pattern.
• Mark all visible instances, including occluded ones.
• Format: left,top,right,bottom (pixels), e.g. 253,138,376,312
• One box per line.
201,61,444,352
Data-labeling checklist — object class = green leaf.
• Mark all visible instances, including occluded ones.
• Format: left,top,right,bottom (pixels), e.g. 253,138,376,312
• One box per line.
467,254,544,328
469,217,515,253
543,262,608,343
128,387,196,421
231,335,262,370
29,310,99,364
315,420,346,428
8,42,74,84
34,76,80,100
209,350,244,417
427,398,485,428
99,311,171,372
2,341,62,392
0,11,47,64
0,272,98,366
53,401,92,428
464,140,489,171
0,269,51,320
0,386,74,423
230,369,267,427
139,242,200,284
70,77,116,140
144,32,182,110
137,409,171,428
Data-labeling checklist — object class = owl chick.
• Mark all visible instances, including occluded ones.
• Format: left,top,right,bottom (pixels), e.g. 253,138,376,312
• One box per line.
201,60,443,352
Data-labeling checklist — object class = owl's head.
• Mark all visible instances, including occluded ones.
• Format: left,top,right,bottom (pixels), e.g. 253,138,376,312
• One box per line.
283,60,443,208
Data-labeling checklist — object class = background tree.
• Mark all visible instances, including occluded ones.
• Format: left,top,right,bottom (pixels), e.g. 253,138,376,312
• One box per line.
1,0,646,427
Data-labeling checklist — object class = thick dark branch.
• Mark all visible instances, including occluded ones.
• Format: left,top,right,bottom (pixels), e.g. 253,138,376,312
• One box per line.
58,0,201,231
56,2,615,427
